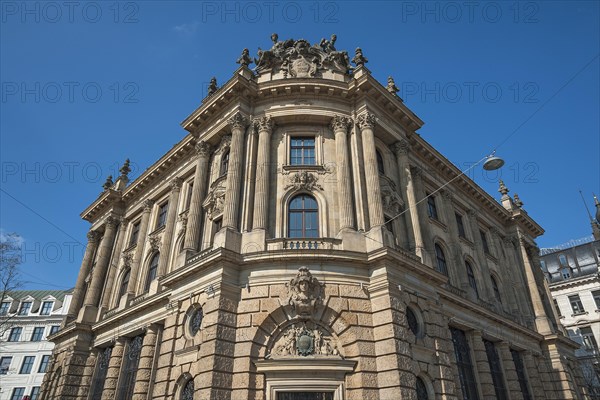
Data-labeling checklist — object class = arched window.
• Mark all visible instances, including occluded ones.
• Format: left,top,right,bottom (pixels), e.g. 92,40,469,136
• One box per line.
416,376,429,400
376,150,385,175
118,269,130,299
491,275,501,303
288,195,318,238
181,379,194,400
145,253,160,291
220,150,230,176
466,261,479,297
434,244,448,275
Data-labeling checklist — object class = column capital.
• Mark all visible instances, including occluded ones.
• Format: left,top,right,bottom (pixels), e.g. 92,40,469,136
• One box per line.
87,230,101,243
330,115,353,133
253,115,275,133
409,165,423,178
441,189,454,201
170,177,183,191
143,199,155,212
467,209,478,219
195,140,212,158
357,112,377,130
106,215,120,229
227,112,249,130
391,139,410,156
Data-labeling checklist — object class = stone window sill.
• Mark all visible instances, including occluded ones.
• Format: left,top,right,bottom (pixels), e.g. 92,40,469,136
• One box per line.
282,164,326,173
571,311,588,317
429,217,448,232
459,236,474,247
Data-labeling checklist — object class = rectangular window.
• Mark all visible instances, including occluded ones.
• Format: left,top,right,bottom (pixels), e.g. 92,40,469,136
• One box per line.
510,349,532,400
49,325,60,335
581,327,598,351
455,213,466,238
480,230,490,254
483,339,508,400
427,194,438,220
0,301,10,316
290,137,316,165
553,299,562,317
116,336,144,400
18,301,32,315
40,301,53,315
30,387,41,400
157,202,169,229
593,290,600,310
38,355,51,373
20,356,35,374
129,221,140,247
8,327,22,342
0,356,12,375
569,294,585,314
186,182,194,210
450,327,480,400
11,388,25,400
31,327,45,341
90,347,112,400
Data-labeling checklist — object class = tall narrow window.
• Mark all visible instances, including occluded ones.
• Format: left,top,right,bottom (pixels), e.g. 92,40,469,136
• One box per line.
90,347,112,400
376,150,385,175
19,356,35,374
129,221,140,247
8,327,22,342
484,339,508,400
0,301,10,315
491,276,501,303
181,379,195,400
30,387,41,400
569,294,585,314
38,355,51,373
186,182,194,209
510,349,532,400
0,356,12,375
466,261,479,298
592,290,600,310
40,301,53,315
559,254,568,266
480,230,490,254
288,195,319,238
450,327,480,400
10,388,25,400
119,269,131,298
435,244,448,276
553,299,562,317
157,202,169,229
427,194,438,220
580,327,598,351
31,327,44,341
290,137,315,165
18,301,32,315
561,267,571,280
220,150,230,176
116,336,143,400
145,253,160,291
455,213,466,238
416,376,429,400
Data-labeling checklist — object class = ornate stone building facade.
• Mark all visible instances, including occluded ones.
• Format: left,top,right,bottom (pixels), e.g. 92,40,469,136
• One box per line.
41,35,588,399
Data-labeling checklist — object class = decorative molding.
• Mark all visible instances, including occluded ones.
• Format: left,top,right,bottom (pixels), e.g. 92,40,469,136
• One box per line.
329,115,353,133
195,141,212,158
391,140,410,156
357,112,377,130
87,231,101,244
284,171,323,192
148,233,162,251
170,177,183,191
286,267,323,318
121,251,133,268
351,47,368,67
216,135,232,154
227,112,248,130
380,176,405,216
202,179,226,221
268,322,341,358
253,116,275,133
106,215,120,229
143,199,155,212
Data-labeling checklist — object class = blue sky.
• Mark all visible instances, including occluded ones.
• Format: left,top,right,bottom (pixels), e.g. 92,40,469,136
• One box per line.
1,1,598,290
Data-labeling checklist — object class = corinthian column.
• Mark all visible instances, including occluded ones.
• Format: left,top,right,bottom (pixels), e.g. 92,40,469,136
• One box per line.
127,199,154,295
222,112,248,230
157,177,183,278
101,219,129,309
391,140,416,250
67,230,101,319
252,116,275,230
358,112,384,228
84,215,119,308
331,115,355,231
183,141,212,251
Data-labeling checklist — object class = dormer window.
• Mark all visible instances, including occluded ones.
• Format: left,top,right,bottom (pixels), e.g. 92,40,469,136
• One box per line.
561,267,571,280
18,301,32,315
40,301,53,315
290,137,315,165
558,254,568,266
0,301,10,316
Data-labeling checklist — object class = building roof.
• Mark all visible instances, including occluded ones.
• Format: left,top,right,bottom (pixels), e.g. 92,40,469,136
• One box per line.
3,289,72,302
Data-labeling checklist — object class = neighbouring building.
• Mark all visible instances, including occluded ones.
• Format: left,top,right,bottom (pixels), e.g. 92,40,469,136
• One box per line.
0,290,71,400
541,197,600,399
41,34,589,400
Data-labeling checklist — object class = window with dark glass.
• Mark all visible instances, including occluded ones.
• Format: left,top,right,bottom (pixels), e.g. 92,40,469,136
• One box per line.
480,230,490,254
592,290,600,310
416,376,429,400
288,195,319,238
189,307,204,337
435,244,448,276
484,339,508,400
30,387,41,400
450,327,480,400
50,325,60,335
38,355,51,373
214,217,223,233
290,137,316,165
186,182,194,209
129,221,140,247
0,301,11,315
181,378,194,400
455,213,466,238
553,299,562,317
510,349,532,400
116,336,143,400
491,276,501,303
18,301,32,315
10,388,25,400
376,150,385,175
19,356,35,374
0,356,12,375
119,269,131,298
561,267,571,280
8,327,22,342
559,254,568,266
220,150,230,176
40,301,53,315
31,327,44,341
145,253,160,291
569,294,585,314
581,327,598,351
157,202,169,229
466,261,479,298
427,194,438,220
90,347,112,400
406,307,422,337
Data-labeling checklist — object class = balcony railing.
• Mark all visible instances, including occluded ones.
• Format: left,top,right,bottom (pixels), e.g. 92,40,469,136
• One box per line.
266,237,342,251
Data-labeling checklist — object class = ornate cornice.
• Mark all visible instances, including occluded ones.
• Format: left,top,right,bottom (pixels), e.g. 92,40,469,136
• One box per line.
227,112,248,130
329,115,353,133
253,116,275,133
357,112,377,130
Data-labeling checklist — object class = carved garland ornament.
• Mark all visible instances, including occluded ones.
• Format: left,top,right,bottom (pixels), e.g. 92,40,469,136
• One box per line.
284,171,323,192
268,322,341,359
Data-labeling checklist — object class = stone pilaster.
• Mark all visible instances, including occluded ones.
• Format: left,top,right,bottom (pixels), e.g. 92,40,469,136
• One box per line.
466,209,494,300
497,342,523,400
331,115,356,231
132,325,160,399
101,219,128,310
407,166,433,267
439,190,470,289
101,338,126,400
127,199,154,296
183,141,212,251
77,351,98,398
357,112,384,229
67,230,100,320
471,331,495,399
222,112,248,230
83,216,120,308
252,116,274,231
523,351,545,398
391,140,416,251
157,177,183,278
